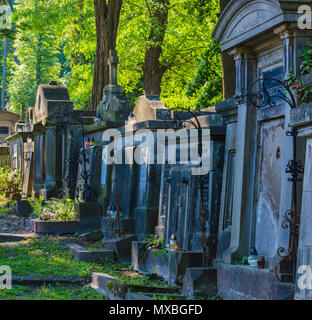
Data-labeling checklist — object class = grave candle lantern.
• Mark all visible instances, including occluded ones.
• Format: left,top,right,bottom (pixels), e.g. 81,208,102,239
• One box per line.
169,234,179,251
257,256,266,269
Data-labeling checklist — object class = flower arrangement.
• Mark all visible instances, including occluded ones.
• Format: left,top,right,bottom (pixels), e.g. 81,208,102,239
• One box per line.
145,234,164,250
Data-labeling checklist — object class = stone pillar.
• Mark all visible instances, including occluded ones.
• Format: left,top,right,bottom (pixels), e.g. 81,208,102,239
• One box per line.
222,48,257,263
215,98,238,261
134,162,162,240
274,25,312,78
44,126,57,195
32,130,44,197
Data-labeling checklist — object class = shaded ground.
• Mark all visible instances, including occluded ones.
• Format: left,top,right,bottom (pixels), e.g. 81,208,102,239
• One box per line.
0,204,31,234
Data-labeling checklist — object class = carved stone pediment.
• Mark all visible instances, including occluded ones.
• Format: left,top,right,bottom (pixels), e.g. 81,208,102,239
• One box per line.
213,0,285,51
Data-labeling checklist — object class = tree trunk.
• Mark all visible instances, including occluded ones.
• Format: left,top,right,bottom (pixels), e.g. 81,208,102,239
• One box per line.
90,0,122,111
36,34,42,88
1,0,14,109
143,0,169,96
1,38,8,109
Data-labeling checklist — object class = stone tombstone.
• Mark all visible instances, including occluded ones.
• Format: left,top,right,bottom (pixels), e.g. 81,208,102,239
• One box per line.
76,145,103,202
133,143,162,241
31,82,74,198
33,82,73,126
156,114,225,256
99,95,172,242
133,95,169,123
22,137,34,198
132,112,225,284
6,131,34,198
95,50,129,127
213,0,310,299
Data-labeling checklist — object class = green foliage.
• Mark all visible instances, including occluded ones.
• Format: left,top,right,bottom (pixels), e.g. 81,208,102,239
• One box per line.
0,166,22,194
27,196,43,217
300,40,312,75
7,0,62,112
287,73,312,106
0,205,13,215
232,256,249,266
0,237,171,288
186,40,223,109
0,284,107,300
4,0,222,111
145,234,164,250
118,0,222,110
29,197,77,221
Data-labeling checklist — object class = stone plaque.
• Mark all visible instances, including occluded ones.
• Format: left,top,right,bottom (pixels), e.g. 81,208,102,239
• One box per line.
255,117,284,259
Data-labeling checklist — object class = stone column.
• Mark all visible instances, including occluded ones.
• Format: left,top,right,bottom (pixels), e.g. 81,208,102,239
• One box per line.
32,129,44,197
215,98,238,261
222,48,257,263
43,126,57,196
274,25,312,78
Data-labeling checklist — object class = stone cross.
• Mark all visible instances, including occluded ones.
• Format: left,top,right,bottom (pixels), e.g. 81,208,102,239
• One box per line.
108,49,119,86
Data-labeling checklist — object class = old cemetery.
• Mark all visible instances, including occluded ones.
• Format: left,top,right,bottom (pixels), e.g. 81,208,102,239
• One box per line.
1,0,312,301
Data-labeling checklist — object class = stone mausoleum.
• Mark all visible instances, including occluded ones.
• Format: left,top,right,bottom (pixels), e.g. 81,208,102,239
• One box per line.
213,0,312,299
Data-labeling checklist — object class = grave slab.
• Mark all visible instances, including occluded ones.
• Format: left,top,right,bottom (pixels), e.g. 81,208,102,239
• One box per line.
217,262,294,300
66,243,113,264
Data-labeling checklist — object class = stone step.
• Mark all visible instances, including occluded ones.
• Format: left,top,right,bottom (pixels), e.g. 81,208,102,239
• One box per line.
66,243,114,264
90,272,180,300
12,276,87,286
126,292,187,300
0,232,35,242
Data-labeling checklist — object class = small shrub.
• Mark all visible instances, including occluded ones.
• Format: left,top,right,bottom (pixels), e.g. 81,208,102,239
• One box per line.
0,166,22,194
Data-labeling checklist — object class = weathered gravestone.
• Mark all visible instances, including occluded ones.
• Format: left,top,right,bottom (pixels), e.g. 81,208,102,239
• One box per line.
132,112,226,285
31,82,74,198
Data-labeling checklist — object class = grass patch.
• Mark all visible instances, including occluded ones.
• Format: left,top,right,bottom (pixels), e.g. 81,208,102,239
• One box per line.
0,284,107,300
0,237,172,288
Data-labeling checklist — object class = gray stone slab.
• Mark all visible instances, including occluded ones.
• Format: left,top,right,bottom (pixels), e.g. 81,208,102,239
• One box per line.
66,243,113,264
217,262,294,300
0,233,35,242
29,218,79,234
